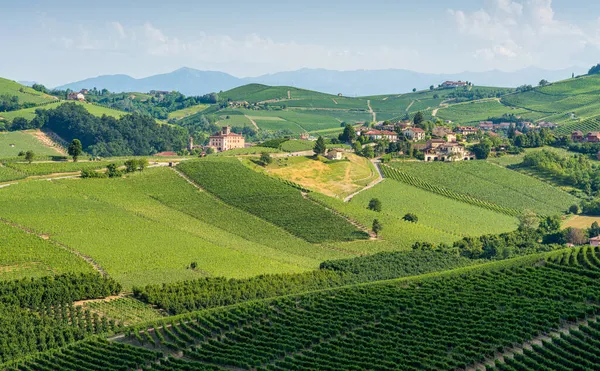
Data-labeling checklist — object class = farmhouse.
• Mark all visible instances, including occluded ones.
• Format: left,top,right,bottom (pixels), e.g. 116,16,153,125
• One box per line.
571,131,584,142
208,126,245,152
446,134,457,143
455,126,478,136
432,126,452,138
363,129,398,142
538,121,557,129
590,236,600,247
571,131,600,143
403,127,426,141
424,143,475,162
426,139,446,149
326,149,344,160
441,81,468,88
478,121,494,131
67,92,85,101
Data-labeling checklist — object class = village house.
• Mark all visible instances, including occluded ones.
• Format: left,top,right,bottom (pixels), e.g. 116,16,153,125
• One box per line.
590,236,600,247
426,139,446,149
424,143,475,162
300,132,310,140
355,126,369,136
441,81,468,88
571,131,600,143
539,121,557,129
395,121,412,130
403,127,426,141
208,126,245,152
363,129,398,142
326,149,344,160
432,126,452,138
67,92,85,101
455,126,478,136
478,121,494,131
446,133,457,143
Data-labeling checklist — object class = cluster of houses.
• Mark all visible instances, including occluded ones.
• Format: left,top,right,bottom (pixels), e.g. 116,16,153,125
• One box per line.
571,131,600,143
479,121,557,134
441,81,468,88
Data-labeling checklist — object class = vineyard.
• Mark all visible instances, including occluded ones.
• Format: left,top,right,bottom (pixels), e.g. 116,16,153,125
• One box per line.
3,160,126,176
177,158,367,243
381,165,521,216
385,161,577,216
133,250,479,315
555,114,600,135
8,247,600,370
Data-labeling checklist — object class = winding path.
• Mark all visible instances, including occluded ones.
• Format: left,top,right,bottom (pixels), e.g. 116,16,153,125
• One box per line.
244,115,260,130
367,100,376,122
343,159,384,203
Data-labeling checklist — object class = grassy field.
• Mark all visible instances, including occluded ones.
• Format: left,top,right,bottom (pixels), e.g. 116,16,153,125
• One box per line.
178,158,366,243
0,78,57,105
259,154,378,199
280,140,314,152
387,160,577,216
0,222,95,281
0,168,355,289
434,100,528,124
83,297,164,326
309,178,516,253
0,130,63,158
563,215,600,229
167,104,209,120
0,101,126,121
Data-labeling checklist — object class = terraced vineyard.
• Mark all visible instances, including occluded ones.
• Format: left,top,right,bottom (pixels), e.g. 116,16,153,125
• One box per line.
386,161,577,216
555,114,600,135
9,248,600,370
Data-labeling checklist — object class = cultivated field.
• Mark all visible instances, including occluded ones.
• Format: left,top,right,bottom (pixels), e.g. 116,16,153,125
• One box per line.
167,104,209,120
387,160,577,216
0,168,356,288
0,130,64,158
1,101,126,121
0,77,57,105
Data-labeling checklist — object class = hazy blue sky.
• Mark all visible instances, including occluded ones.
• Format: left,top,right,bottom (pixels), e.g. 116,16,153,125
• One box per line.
1,0,599,86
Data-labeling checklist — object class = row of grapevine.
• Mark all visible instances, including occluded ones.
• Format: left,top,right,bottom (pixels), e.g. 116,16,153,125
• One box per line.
177,158,365,243
493,320,600,371
555,115,600,135
380,164,521,216
13,248,600,370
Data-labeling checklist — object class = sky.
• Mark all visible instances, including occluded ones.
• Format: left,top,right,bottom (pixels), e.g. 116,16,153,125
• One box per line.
1,0,599,86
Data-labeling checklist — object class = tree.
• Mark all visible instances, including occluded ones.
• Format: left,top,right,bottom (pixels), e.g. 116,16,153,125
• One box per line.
106,163,121,178
403,213,418,223
413,111,424,127
538,215,561,234
361,145,375,158
372,219,382,237
569,204,580,214
429,85,434,91
589,222,600,238
24,150,35,164
566,228,588,245
588,64,600,75
518,210,539,231
68,139,83,162
313,136,326,156
260,152,273,166
205,147,215,155
352,141,362,153
412,88,417,93
368,198,382,212
472,140,492,159
338,124,357,143
539,79,549,87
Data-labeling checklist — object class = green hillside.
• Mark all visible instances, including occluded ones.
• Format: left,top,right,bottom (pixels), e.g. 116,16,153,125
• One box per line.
0,130,63,158
0,78,57,105
0,101,126,121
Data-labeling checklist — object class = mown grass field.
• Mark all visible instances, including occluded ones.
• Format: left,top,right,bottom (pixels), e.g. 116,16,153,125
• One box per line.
0,78,57,105
387,160,577,216
258,154,378,199
0,168,355,288
0,222,94,281
0,130,63,158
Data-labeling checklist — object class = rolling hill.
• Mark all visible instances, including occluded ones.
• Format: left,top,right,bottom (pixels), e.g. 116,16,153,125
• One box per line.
0,77,57,105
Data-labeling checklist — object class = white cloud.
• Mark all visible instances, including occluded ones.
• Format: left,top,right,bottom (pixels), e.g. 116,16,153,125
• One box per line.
449,0,600,70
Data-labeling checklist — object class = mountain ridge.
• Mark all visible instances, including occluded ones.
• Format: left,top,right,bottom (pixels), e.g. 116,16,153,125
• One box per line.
55,66,586,97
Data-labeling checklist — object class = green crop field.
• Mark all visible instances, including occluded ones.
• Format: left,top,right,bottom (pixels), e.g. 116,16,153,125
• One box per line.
83,297,164,326
435,100,528,124
280,139,314,152
178,157,366,243
386,160,577,216
0,101,126,121
3,160,125,176
0,78,57,105
309,179,516,253
0,222,94,281
167,104,209,120
0,168,356,289
14,247,600,371
0,130,63,158
0,166,24,182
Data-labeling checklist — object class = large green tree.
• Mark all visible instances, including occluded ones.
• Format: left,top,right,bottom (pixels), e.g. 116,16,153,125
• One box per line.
68,139,83,162
339,124,357,143
413,111,424,127
313,136,326,156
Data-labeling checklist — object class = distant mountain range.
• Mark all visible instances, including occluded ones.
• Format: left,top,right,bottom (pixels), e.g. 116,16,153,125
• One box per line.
56,66,586,96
